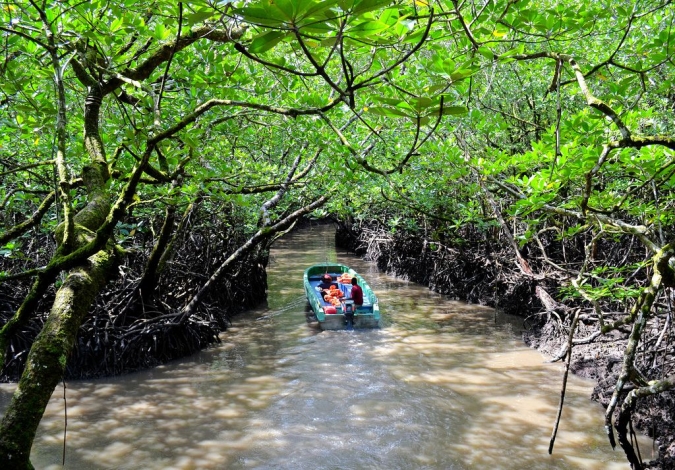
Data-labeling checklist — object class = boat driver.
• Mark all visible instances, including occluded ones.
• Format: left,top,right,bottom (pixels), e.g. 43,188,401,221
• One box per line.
349,277,363,309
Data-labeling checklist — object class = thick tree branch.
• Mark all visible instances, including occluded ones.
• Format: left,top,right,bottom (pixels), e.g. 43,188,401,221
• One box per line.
0,144,154,359
177,195,328,324
615,375,675,469
568,57,631,140
604,243,675,450
100,24,247,96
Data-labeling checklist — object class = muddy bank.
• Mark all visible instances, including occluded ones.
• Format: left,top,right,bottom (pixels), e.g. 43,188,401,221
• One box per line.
335,219,674,470
0,206,268,381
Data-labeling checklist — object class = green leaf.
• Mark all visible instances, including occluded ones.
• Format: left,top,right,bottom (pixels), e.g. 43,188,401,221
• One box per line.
234,6,287,26
352,0,392,15
498,44,525,61
349,19,391,36
301,0,340,19
413,97,434,108
248,31,288,54
402,27,426,44
110,16,124,32
185,10,216,25
272,0,297,20
477,46,494,60
366,106,412,118
153,22,171,41
427,105,469,117
183,134,199,149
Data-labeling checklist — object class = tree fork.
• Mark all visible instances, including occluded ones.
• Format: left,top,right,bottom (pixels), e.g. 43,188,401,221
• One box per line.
139,203,177,302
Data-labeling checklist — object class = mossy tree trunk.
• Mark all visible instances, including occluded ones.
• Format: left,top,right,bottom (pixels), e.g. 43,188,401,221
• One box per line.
0,14,252,464
0,73,115,466
0,251,114,469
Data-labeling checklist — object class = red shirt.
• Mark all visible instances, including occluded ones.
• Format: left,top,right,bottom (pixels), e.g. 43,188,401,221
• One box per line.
350,284,363,306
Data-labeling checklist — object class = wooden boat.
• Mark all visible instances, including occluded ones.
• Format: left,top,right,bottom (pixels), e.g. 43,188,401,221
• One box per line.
304,263,380,330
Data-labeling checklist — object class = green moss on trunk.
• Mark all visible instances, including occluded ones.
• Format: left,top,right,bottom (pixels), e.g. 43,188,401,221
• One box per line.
0,250,114,469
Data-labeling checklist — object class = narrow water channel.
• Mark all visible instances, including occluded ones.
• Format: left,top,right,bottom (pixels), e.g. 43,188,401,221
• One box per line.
0,225,649,469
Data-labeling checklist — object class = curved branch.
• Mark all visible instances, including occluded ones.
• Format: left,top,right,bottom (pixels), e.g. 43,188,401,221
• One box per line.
554,12,636,91
0,192,55,246
232,42,320,78
292,26,345,100
581,136,675,216
568,57,630,139
615,375,675,469
150,98,342,145
259,153,306,226
177,195,329,324
0,159,55,178
321,96,445,175
549,308,581,454
102,24,247,95
0,26,50,52
451,0,479,50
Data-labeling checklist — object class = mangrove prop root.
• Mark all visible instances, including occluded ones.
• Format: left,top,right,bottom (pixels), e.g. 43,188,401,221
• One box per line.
1,207,268,381
549,308,581,454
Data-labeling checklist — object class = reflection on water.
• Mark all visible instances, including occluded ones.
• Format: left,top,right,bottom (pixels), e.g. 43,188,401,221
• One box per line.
0,225,648,469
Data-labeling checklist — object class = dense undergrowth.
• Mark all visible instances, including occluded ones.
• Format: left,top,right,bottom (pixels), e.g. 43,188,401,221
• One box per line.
335,218,675,469
0,206,267,381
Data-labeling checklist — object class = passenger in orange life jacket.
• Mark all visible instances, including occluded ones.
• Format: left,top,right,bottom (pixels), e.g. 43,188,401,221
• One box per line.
317,274,334,293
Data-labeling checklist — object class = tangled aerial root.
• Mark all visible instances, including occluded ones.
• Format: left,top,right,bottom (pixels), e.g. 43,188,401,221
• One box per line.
336,219,675,470
1,210,268,381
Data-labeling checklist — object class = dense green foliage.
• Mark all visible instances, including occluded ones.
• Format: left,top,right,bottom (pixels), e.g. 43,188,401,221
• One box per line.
0,0,674,468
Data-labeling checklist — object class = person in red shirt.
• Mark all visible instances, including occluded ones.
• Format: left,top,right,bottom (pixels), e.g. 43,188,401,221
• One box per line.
350,277,363,308
344,277,363,329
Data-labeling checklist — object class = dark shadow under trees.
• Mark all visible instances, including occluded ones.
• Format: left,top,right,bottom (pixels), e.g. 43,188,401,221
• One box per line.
0,203,268,381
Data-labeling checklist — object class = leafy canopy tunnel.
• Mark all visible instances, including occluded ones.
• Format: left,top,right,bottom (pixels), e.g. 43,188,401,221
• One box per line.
0,0,674,468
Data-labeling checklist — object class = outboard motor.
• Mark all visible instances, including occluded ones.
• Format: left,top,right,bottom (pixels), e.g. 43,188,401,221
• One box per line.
342,299,355,328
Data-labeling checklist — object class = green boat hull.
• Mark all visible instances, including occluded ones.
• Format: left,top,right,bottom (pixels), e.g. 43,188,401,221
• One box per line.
303,263,380,330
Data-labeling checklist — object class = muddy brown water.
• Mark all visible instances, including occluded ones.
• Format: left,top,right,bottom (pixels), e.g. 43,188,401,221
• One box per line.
0,226,651,469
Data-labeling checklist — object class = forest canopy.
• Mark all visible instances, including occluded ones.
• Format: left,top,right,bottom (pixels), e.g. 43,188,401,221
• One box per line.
0,0,674,468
